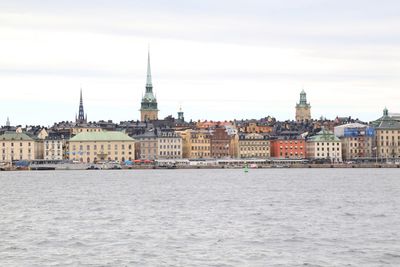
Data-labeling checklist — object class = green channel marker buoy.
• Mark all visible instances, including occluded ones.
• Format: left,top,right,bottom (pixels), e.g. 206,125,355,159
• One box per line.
244,164,249,173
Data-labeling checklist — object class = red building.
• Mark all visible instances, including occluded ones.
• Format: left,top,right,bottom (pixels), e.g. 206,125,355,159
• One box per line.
270,138,306,159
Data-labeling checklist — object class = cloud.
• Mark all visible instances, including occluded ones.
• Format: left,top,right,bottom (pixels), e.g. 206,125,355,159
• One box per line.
0,1,400,125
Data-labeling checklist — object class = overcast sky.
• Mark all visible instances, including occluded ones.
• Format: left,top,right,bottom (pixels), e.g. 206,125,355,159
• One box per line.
1,0,399,126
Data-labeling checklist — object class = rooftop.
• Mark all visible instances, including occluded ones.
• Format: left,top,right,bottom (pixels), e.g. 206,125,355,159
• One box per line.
308,129,340,142
0,132,34,141
70,131,134,142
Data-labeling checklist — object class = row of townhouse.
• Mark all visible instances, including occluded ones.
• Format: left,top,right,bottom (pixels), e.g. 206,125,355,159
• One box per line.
2,108,399,164
0,127,339,163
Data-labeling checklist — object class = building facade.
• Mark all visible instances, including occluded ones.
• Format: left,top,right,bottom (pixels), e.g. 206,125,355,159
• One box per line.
157,130,183,159
0,132,42,162
371,108,400,160
334,123,375,161
180,129,211,159
140,51,159,121
134,131,158,160
295,89,311,122
270,137,306,159
238,133,270,158
210,126,236,158
44,138,64,160
68,131,135,163
306,129,342,163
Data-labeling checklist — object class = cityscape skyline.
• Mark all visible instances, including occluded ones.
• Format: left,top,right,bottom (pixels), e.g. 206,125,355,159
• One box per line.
1,0,400,125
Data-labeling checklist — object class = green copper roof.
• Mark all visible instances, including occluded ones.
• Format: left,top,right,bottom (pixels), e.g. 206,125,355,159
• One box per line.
0,132,34,141
146,49,152,87
70,131,134,142
308,129,340,142
370,108,400,129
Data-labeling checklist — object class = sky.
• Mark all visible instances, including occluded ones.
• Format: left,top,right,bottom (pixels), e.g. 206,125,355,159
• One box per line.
0,0,399,126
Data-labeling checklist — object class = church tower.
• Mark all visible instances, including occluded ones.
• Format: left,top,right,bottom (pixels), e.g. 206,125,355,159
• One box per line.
295,89,311,122
140,49,159,121
177,105,185,122
76,88,87,124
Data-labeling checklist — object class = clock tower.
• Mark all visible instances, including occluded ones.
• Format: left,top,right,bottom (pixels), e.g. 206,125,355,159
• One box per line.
295,89,311,122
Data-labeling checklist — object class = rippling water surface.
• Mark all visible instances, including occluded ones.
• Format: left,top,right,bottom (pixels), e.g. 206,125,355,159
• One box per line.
0,169,400,266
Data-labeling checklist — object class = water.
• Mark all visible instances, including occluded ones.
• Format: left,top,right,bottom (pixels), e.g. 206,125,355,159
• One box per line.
0,169,399,267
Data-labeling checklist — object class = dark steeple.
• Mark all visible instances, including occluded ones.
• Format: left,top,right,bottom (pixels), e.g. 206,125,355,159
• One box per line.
76,88,87,124
178,105,184,122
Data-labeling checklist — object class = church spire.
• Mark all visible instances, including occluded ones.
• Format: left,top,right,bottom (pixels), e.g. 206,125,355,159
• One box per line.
146,48,152,89
6,117,10,127
140,48,158,122
77,88,87,124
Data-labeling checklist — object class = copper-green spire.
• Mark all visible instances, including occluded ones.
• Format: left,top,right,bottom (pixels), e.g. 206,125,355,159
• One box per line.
143,48,156,102
383,107,389,116
299,89,307,105
146,49,152,88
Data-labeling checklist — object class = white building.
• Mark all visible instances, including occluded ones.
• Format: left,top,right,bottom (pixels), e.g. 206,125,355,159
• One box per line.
306,129,342,163
157,130,183,159
44,138,64,160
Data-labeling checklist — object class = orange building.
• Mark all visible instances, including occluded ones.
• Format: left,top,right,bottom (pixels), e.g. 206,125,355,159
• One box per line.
270,138,306,159
196,120,233,129
241,122,273,134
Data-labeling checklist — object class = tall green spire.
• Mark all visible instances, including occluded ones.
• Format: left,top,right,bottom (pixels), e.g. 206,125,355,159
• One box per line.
146,49,152,89
140,47,158,120
143,48,156,101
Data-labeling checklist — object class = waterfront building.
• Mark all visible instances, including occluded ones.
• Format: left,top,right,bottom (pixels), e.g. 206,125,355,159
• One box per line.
134,130,158,160
68,131,135,163
270,137,306,159
210,126,237,158
180,129,211,159
44,137,64,160
334,123,375,161
295,89,311,122
0,132,43,162
238,133,270,158
306,129,342,163
157,129,182,159
140,50,159,121
75,89,87,124
370,108,400,160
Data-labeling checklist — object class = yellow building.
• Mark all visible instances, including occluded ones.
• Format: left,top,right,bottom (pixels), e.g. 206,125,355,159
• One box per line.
371,108,400,159
238,133,270,158
191,130,211,159
180,129,211,159
0,132,43,162
68,131,135,163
